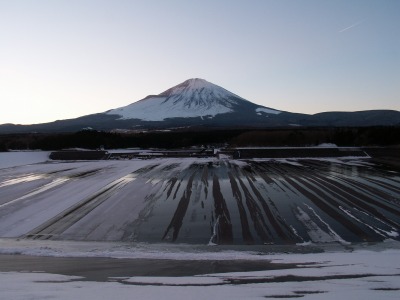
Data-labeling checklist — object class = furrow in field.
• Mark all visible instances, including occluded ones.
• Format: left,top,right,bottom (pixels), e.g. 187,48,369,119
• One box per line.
25,175,136,240
303,173,400,229
162,170,197,242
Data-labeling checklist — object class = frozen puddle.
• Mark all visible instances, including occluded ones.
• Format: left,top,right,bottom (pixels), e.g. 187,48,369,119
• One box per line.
1,244,400,299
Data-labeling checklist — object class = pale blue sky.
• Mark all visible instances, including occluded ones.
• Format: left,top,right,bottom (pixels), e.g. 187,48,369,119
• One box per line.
1,0,399,124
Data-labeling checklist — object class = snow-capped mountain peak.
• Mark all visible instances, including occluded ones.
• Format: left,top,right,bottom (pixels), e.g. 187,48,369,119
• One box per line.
157,78,249,112
160,78,245,100
106,78,280,121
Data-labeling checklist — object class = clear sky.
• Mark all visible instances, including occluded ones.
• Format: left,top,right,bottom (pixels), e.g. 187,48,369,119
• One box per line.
1,0,399,125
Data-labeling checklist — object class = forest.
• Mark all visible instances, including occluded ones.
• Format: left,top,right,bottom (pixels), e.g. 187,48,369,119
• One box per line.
0,126,399,151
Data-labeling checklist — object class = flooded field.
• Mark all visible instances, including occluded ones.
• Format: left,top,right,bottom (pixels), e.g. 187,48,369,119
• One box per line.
0,158,399,245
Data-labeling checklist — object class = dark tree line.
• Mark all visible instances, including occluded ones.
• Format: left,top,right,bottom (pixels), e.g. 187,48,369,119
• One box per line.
230,127,400,147
0,127,399,151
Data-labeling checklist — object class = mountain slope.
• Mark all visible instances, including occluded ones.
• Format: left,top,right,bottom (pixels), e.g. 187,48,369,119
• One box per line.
106,78,280,121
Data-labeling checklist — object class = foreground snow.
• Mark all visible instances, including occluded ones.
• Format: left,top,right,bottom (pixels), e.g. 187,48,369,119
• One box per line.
1,244,400,299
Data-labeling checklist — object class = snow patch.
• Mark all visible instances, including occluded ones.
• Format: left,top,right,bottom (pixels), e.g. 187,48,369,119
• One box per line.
124,276,225,285
317,143,338,148
255,107,281,115
0,151,50,169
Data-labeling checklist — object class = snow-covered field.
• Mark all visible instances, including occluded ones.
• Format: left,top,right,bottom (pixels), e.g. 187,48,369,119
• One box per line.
1,154,399,244
0,151,50,169
1,151,399,299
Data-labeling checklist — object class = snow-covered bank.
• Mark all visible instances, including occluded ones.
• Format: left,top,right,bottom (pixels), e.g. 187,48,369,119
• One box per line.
0,236,399,259
0,238,276,260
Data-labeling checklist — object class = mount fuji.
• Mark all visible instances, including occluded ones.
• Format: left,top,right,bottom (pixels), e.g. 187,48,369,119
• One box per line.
0,78,399,133
106,78,280,121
